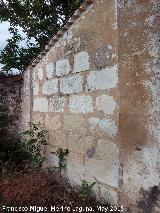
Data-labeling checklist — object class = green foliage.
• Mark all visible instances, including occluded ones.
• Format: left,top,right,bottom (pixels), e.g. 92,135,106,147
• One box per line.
80,180,96,197
51,148,69,173
20,122,48,168
0,0,83,73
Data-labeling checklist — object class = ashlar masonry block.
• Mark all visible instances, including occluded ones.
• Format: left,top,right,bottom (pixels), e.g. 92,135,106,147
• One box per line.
60,74,83,94
56,59,71,76
73,51,89,73
33,97,48,112
88,117,118,138
86,65,118,92
33,66,43,81
45,114,62,131
96,94,117,115
42,79,58,95
46,63,54,79
85,157,119,188
49,96,66,112
67,152,85,185
33,81,39,96
69,95,93,113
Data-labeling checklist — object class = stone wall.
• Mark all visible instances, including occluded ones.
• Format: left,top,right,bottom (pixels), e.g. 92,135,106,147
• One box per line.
21,0,160,211
0,74,22,151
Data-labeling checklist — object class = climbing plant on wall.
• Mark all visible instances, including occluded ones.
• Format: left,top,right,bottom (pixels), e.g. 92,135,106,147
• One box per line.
0,0,83,73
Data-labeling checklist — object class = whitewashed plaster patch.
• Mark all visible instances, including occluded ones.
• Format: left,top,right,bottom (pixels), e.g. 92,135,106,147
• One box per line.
144,33,159,74
60,74,83,94
96,94,117,115
123,145,160,204
33,98,48,112
56,59,71,76
73,51,89,73
99,119,117,138
88,117,100,127
113,0,118,29
42,79,58,95
88,117,117,138
69,95,93,113
145,15,156,27
86,65,118,92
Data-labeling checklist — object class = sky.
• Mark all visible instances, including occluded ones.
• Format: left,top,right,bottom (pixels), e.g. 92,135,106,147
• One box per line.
0,21,11,51
0,22,11,72
0,21,36,74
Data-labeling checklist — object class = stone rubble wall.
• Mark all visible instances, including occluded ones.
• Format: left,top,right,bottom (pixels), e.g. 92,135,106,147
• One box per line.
21,0,160,211
0,74,22,146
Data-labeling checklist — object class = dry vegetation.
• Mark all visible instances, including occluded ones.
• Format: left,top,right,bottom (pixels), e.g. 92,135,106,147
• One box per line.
0,165,111,213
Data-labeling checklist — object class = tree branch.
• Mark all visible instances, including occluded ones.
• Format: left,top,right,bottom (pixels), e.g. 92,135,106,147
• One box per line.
0,0,40,43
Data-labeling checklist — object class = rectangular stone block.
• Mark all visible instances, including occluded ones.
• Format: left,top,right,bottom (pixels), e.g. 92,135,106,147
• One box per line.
66,152,85,185
73,51,89,73
46,62,54,79
49,96,66,112
68,134,94,155
96,94,117,115
56,59,70,76
99,184,118,205
33,97,48,112
33,65,43,81
85,157,119,188
95,139,119,161
88,117,118,138
64,115,88,135
33,81,39,96
45,114,62,131
42,79,58,95
86,65,118,92
69,95,93,113
60,74,83,94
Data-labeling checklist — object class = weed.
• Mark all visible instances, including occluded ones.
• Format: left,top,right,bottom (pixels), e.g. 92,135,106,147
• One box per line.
20,122,48,168
51,148,69,173
80,180,96,197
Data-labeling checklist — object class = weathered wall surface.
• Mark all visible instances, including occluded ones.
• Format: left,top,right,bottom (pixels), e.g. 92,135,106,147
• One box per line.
21,69,32,131
0,74,22,147
21,0,160,211
118,0,160,212
23,0,119,205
